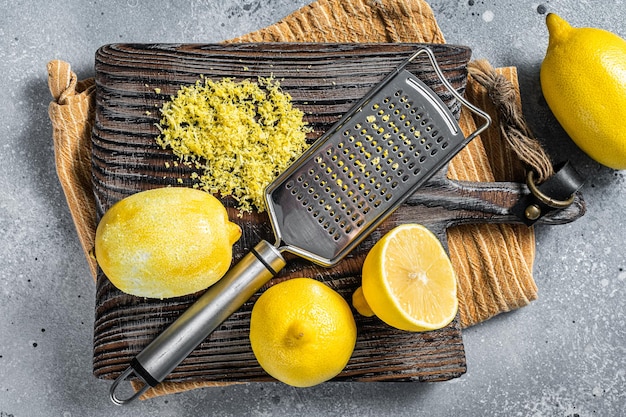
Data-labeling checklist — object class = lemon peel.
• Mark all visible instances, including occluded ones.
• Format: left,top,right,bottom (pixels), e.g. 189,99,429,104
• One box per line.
95,187,241,299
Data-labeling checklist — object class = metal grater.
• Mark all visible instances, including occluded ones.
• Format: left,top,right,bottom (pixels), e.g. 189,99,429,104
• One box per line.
110,47,491,404
267,58,479,265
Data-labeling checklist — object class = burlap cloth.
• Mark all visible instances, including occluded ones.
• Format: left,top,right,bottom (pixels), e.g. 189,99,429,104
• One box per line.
48,0,538,398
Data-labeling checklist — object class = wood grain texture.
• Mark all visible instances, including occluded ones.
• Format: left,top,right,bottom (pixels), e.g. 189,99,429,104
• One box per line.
91,43,584,385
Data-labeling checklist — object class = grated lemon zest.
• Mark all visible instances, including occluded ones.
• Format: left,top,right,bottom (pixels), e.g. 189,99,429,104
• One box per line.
155,77,310,214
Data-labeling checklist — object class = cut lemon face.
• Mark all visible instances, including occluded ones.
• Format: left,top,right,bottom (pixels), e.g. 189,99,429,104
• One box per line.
353,224,458,332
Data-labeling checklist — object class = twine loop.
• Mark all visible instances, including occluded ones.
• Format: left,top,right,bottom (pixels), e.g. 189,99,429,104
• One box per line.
468,59,554,183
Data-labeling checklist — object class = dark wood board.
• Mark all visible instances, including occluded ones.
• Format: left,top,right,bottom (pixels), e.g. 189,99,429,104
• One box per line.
91,43,584,386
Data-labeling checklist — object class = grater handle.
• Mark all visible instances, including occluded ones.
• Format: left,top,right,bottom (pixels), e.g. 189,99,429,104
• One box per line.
409,48,491,141
109,240,286,405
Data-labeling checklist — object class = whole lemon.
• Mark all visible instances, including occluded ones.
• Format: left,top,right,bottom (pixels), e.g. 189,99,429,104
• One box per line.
95,187,241,299
540,13,626,169
249,278,357,387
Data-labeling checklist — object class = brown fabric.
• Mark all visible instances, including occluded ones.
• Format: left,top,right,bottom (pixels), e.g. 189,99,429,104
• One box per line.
448,66,538,326
47,60,98,279
47,0,538,399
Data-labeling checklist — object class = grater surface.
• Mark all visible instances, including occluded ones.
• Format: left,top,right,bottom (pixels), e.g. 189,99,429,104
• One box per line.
266,52,485,266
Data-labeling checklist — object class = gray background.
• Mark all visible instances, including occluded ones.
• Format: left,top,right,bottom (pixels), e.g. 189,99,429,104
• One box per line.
1,0,624,416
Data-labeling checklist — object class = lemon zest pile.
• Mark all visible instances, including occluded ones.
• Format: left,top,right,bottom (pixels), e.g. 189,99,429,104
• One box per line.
156,76,310,213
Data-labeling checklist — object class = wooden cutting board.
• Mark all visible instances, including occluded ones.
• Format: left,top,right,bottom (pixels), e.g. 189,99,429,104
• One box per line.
91,43,584,385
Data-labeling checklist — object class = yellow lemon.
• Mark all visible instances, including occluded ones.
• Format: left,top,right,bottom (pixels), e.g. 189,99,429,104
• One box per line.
540,13,626,169
249,278,357,387
352,224,458,332
95,187,241,299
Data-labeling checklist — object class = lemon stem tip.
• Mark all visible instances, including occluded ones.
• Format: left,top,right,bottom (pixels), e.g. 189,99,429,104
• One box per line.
546,13,572,41
228,222,242,243
352,287,375,317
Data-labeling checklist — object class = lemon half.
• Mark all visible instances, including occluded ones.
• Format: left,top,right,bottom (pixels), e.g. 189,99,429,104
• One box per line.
353,224,458,332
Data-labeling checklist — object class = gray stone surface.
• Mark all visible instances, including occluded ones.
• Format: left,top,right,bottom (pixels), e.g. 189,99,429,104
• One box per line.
1,0,624,416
